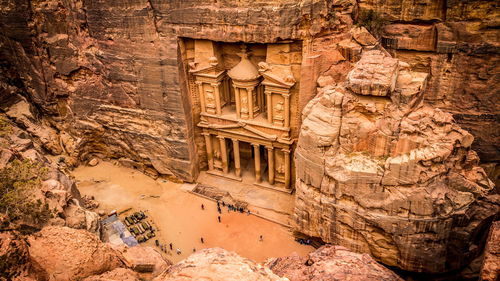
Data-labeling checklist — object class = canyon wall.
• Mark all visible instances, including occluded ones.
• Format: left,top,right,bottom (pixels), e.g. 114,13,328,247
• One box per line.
294,48,499,273
0,0,355,181
0,0,497,183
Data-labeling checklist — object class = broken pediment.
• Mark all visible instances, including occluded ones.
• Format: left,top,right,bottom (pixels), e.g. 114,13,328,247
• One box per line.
258,62,295,88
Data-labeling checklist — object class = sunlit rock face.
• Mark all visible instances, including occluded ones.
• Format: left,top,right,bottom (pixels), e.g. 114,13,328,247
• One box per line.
153,247,287,281
266,245,403,281
294,50,499,273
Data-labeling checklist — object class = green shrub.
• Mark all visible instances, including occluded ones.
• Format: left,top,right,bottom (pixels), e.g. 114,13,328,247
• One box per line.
0,159,53,229
356,9,387,38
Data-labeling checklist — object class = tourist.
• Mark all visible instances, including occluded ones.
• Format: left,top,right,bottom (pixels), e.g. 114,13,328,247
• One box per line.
201,237,204,243
222,201,226,207
176,248,181,255
247,210,251,215
193,248,196,252
201,204,204,210
259,235,263,242
217,206,222,214
169,243,173,250
217,201,220,208
218,216,221,223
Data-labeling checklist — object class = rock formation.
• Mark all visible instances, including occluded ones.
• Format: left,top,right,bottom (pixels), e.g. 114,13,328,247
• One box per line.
480,221,500,281
266,245,403,281
116,245,172,276
27,226,124,281
82,268,141,281
294,49,499,273
153,247,287,281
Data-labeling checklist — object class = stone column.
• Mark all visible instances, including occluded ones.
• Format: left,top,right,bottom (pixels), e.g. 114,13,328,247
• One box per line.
253,144,261,183
232,139,241,177
284,94,290,127
202,132,213,170
265,91,272,123
283,148,290,189
213,83,222,115
267,146,275,185
234,86,241,119
247,88,254,119
218,136,228,174
196,81,206,113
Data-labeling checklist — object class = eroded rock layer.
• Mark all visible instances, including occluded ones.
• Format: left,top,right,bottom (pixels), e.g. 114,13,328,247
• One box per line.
266,245,403,281
294,49,499,273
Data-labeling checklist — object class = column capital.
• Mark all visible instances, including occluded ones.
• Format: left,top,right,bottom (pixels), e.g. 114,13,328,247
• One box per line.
201,132,211,137
211,82,220,87
281,93,291,98
265,146,274,150
265,91,272,96
195,81,203,85
246,87,254,92
281,148,291,154
251,143,260,148
216,135,225,140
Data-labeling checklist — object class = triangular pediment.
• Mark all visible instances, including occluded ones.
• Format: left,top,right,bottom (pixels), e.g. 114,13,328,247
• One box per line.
205,122,278,141
189,64,225,78
261,72,295,88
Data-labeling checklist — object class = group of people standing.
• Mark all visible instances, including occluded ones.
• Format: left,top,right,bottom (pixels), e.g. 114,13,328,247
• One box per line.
158,200,263,257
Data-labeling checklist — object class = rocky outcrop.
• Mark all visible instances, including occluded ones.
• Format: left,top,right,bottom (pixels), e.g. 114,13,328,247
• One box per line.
153,247,287,281
480,221,500,281
117,245,171,276
266,245,402,281
294,49,499,273
82,268,141,281
27,226,124,281
358,0,500,180
0,100,99,231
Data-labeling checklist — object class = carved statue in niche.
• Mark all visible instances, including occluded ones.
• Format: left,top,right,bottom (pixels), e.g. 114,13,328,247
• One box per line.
206,89,215,107
274,101,284,118
241,95,248,113
274,101,284,125
277,163,285,174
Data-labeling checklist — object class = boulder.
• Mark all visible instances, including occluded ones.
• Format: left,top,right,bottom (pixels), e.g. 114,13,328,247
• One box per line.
117,246,171,276
27,226,124,281
64,201,100,234
153,248,287,281
346,50,399,96
82,268,140,281
266,245,403,281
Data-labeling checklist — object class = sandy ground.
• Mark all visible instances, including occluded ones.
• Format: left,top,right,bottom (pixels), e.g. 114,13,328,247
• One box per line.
72,161,313,263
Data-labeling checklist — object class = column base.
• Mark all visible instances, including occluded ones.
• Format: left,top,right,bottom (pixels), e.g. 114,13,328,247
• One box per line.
207,170,242,182
253,182,294,194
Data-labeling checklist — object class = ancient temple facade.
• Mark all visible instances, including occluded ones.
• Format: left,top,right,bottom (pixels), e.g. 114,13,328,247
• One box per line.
184,39,301,191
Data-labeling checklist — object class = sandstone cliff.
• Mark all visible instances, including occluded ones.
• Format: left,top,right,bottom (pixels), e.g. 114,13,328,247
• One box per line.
294,48,499,273
0,0,497,184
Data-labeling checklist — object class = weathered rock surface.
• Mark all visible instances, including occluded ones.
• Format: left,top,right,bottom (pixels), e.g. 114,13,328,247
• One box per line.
117,245,172,276
82,268,141,281
480,221,500,281
27,226,124,281
266,245,403,281
294,50,499,273
359,0,500,174
0,232,46,281
153,247,287,281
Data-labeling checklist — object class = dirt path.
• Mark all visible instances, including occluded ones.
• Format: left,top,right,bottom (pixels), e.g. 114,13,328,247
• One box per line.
72,161,313,263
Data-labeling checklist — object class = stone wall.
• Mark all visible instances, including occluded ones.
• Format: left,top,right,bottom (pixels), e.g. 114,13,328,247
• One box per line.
0,0,355,181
